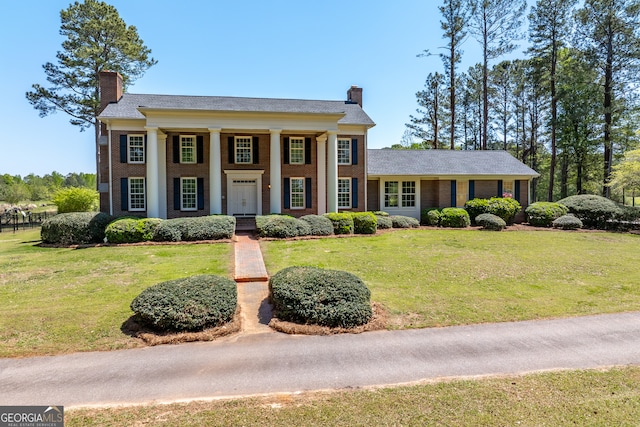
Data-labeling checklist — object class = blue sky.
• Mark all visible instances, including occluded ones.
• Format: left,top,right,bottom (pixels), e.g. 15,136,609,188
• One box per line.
0,1,531,176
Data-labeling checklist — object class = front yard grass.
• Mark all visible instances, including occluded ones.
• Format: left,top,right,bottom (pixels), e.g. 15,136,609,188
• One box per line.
261,229,640,328
0,229,232,357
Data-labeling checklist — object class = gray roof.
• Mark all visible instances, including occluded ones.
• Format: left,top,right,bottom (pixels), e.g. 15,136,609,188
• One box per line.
99,93,375,126
367,149,539,177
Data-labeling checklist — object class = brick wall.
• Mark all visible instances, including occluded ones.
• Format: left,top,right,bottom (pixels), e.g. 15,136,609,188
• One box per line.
367,179,379,211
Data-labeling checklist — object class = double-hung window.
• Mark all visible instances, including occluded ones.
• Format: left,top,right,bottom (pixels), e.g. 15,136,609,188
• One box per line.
384,181,399,208
503,180,514,198
385,181,416,208
289,137,304,164
337,138,351,165
128,135,145,163
338,178,351,209
181,177,197,211
402,182,416,207
290,177,305,209
235,136,253,164
129,177,146,211
180,135,196,164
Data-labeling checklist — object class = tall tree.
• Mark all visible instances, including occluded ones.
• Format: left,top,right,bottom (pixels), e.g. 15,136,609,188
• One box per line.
467,0,527,150
529,0,577,201
440,0,469,149
489,61,515,151
608,149,640,200
407,72,447,149
26,0,157,186
576,0,640,197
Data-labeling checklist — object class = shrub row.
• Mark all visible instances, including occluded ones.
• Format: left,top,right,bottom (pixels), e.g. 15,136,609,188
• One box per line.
41,212,113,245
105,217,163,243
420,208,470,228
269,266,372,328
525,202,568,227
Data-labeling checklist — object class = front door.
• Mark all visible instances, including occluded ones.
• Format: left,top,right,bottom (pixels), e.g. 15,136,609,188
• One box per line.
230,179,257,216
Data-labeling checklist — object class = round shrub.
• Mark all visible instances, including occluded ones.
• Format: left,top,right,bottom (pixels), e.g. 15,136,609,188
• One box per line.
422,208,441,226
525,202,569,227
154,216,236,242
440,208,470,228
557,195,621,229
390,215,420,228
256,215,310,238
323,212,354,234
351,212,378,234
487,197,521,224
375,215,393,229
475,213,506,231
464,198,489,223
41,212,113,245
52,187,99,213
552,214,583,230
130,275,237,331
299,215,334,236
269,266,372,328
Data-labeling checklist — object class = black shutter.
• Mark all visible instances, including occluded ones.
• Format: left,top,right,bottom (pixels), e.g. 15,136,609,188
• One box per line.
352,177,358,208
120,135,127,163
514,180,521,201
305,137,312,164
173,136,180,163
498,180,504,197
283,137,290,165
228,136,235,164
252,136,259,164
305,177,312,209
120,178,128,211
469,180,475,200
451,180,456,207
196,136,204,164
197,178,204,210
351,138,358,165
283,178,290,209
173,178,180,210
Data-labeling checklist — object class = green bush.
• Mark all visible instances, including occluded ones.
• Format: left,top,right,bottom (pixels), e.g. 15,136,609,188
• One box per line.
52,187,99,213
525,202,569,227
372,211,389,216
421,208,441,226
616,205,640,222
487,197,522,224
269,266,372,328
375,215,393,229
299,215,334,236
256,215,311,238
552,214,583,230
323,213,354,234
105,217,162,243
41,212,113,245
557,195,620,229
440,208,471,228
153,216,235,242
351,212,378,234
390,215,420,228
475,213,506,231
130,275,237,331
464,198,489,224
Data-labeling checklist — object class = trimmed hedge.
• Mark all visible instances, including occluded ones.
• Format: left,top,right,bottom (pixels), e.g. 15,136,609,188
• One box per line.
256,215,311,238
465,197,522,224
421,208,441,226
557,195,620,229
41,212,113,245
553,214,583,230
464,199,489,224
269,266,372,328
299,215,334,236
130,275,237,331
525,202,569,227
323,212,354,234
440,208,470,228
351,212,378,234
105,217,162,243
390,215,420,228
375,215,393,229
476,213,506,231
153,216,235,242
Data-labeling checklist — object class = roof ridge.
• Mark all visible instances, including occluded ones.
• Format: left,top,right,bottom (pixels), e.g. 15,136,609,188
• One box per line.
122,92,349,104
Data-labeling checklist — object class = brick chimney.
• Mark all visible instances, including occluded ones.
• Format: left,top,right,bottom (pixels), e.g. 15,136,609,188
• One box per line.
347,85,363,107
99,70,123,113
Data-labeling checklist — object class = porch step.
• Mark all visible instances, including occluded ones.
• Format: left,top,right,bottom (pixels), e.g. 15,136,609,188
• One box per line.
235,216,256,232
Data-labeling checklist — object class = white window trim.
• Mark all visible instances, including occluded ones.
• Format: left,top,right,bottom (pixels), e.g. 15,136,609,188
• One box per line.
235,136,253,164
337,138,351,165
128,177,146,211
401,181,416,208
290,177,305,210
384,180,399,208
289,137,305,165
338,177,352,209
180,135,197,164
128,134,145,164
181,177,197,211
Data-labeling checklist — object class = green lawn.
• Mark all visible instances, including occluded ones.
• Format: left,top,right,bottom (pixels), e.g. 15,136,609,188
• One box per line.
0,229,233,357
261,229,640,328
67,366,640,426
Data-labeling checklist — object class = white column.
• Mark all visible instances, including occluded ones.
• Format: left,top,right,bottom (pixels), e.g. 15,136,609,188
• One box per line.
157,131,167,219
316,134,327,214
145,126,160,218
209,127,222,214
270,129,282,214
327,131,338,212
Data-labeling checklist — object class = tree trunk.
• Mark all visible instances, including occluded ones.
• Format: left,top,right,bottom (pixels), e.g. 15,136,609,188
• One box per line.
548,39,558,202
482,26,489,150
560,150,568,199
603,34,614,198
450,40,456,150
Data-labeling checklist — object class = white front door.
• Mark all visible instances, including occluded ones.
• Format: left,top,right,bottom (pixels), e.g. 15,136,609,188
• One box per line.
231,179,257,216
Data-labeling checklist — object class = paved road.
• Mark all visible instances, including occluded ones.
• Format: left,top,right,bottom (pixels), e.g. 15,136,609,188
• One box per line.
1,312,639,408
